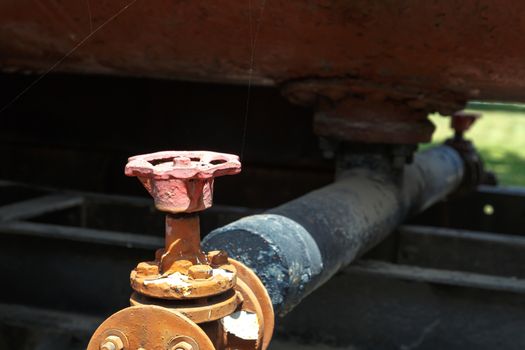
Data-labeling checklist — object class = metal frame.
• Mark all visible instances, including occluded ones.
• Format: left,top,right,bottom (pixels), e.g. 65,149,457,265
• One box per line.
1,181,525,349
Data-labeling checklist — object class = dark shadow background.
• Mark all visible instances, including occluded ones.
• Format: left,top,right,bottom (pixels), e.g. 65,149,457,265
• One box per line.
0,72,333,208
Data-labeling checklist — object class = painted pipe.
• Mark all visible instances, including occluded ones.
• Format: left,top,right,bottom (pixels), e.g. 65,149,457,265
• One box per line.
203,145,465,316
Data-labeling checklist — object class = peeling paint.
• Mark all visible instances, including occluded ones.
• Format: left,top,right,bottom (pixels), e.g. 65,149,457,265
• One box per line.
143,272,191,287
221,311,259,340
212,268,234,279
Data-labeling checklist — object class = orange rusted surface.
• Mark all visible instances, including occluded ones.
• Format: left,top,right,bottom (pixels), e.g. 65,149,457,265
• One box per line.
130,262,237,300
130,289,243,324
88,150,273,349
282,78,444,143
127,152,243,299
162,215,206,273
2,1,525,141
1,0,524,102
87,305,215,350
130,217,239,299
229,259,274,350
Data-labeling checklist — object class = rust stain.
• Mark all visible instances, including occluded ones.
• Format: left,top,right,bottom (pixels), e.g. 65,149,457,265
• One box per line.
87,150,274,349
2,1,524,141
1,0,525,101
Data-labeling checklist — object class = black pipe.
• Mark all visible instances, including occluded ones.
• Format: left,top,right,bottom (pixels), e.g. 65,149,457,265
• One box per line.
203,145,465,316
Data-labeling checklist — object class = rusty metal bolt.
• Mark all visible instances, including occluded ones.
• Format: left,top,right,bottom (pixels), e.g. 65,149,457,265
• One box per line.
171,341,194,350
188,265,213,280
207,250,229,266
100,335,124,350
163,259,193,275
136,261,159,276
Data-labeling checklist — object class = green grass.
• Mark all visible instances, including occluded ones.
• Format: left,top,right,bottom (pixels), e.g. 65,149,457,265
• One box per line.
425,108,525,186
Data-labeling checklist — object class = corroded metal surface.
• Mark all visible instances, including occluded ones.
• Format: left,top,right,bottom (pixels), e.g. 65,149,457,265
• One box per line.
126,151,242,300
129,215,239,300
204,145,468,315
1,1,525,142
1,0,524,101
87,305,215,350
89,150,273,349
129,290,243,324
229,259,274,350
282,79,445,143
125,151,240,213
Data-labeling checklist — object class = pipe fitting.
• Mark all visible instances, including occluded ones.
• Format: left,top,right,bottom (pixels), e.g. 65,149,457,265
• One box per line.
100,336,124,350
171,340,195,350
88,150,274,350
445,111,492,192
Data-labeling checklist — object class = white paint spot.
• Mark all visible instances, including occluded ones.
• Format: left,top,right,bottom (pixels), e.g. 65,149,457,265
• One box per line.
221,311,259,340
143,272,190,287
142,268,234,297
143,268,232,285
213,268,234,279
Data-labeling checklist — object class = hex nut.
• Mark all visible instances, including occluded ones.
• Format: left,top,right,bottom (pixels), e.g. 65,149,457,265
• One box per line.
207,250,229,266
163,259,193,275
136,261,159,276
100,335,124,350
101,343,116,350
188,265,213,280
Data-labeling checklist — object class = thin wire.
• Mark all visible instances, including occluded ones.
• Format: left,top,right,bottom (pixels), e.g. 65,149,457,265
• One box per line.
240,0,267,160
0,0,139,115
86,0,94,33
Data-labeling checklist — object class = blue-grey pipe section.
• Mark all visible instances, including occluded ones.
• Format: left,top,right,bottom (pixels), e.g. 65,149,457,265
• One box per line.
203,145,465,316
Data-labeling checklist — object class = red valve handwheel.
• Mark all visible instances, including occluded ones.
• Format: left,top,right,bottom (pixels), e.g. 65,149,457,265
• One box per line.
125,151,241,213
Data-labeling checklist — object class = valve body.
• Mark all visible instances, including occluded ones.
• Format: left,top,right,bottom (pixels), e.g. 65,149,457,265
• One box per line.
87,151,274,350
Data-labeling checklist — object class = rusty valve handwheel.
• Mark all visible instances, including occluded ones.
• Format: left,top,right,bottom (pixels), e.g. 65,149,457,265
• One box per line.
445,111,486,193
88,150,274,350
125,151,241,213
450,111,480,137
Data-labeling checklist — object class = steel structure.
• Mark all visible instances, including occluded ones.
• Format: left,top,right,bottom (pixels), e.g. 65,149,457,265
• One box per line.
0,2,523,349
2,1,525,142
0,181,524,349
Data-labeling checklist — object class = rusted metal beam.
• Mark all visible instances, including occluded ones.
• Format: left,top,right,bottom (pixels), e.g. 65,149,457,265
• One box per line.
0,221,162,249
2,1,525,142
0,194,84,222
347,260,525,295
1,0,524,101
0,303,102,335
